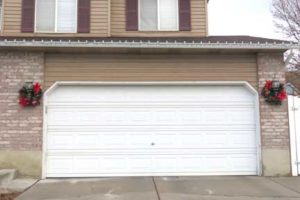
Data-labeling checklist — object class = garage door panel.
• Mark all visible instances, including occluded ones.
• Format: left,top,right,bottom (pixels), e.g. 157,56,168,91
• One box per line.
47,157,73,174
45,85,259,177
46,153,257,177
231,156,258,169
47,107,255,126
48,85,255,103
230,109,255,122
47,130,256,150
48,125,256,132
47,148,257,155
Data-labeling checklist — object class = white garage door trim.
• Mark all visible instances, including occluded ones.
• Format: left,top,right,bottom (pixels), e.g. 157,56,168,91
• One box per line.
289,95,300,176
42,81,261,178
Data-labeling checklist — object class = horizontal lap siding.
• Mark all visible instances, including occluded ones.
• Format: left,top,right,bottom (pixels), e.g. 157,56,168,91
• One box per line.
45,53,258,88
2,0,207,36
1,0,108,36
111,0,207,37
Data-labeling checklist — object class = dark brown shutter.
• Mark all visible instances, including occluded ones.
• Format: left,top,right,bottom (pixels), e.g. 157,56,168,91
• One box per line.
21,0,35,32
126,0,138,31
179,0,191,31
77,0,91,33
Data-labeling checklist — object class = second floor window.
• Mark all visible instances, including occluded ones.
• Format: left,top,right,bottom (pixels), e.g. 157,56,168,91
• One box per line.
36,0,77,33
139,0,178,31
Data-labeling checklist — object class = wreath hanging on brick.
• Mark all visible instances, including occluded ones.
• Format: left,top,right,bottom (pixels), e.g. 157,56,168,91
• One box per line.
19,82,43,107
261,80,287,105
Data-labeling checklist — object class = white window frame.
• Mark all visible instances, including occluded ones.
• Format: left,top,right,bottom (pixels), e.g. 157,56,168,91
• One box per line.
138,0,179,31
35,0,78,33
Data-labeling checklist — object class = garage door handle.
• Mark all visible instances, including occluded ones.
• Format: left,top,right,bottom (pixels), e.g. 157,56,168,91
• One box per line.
151,142,155,146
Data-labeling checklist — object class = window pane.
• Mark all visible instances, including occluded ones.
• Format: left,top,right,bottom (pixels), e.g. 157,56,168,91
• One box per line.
57,0,77,32
159,0,178,30
139,0,157,31
36,0,55,32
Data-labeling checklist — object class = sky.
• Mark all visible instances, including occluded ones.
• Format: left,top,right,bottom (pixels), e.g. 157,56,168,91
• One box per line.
208,0,285,40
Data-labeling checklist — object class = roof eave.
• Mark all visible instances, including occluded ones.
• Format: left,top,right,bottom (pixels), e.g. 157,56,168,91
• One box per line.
0,39,296,50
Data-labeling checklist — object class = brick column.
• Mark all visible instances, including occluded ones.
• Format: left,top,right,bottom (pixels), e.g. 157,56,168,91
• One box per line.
0,52,44,177
257,53,290,176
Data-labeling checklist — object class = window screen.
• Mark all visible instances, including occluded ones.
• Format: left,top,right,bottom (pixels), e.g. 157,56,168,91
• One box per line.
139,0,157,31
139,0,178,31
36,0,77,32
57,0,77,32
159,0,178,30
36,0,56,32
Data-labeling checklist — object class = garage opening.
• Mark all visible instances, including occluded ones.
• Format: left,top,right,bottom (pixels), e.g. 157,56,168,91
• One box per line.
43,82,260,177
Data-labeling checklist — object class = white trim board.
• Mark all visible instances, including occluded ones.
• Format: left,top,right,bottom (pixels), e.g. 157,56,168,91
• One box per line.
289,95,300,176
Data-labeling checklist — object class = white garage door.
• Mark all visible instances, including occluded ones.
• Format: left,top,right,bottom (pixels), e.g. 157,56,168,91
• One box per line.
45,84,259,177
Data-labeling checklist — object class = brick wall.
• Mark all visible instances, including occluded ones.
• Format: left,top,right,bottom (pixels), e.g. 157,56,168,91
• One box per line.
257,53,290,176
257,53,289,150
0,52,44,151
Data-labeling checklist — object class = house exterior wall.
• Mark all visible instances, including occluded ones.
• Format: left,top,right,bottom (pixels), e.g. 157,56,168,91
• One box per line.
257,53,291,176
0,0,207,37
0,51,44,177
0,51,290,177
44,53,257,89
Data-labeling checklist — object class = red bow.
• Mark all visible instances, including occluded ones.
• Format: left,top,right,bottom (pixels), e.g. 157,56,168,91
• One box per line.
265,80,272,90
278,91,287,101
33,82,41,94
19,97,29,107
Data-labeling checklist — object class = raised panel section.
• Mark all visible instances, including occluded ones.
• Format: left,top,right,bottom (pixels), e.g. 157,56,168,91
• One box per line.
47,153,258,177
47,107,255,126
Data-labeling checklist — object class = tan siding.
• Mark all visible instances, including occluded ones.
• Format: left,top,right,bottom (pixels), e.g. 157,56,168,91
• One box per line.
1,0,208,37
45,53,257,88
110,0,207,37
1,0,109,36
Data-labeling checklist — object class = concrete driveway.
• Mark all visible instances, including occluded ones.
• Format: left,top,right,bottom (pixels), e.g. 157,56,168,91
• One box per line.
16,176,300,200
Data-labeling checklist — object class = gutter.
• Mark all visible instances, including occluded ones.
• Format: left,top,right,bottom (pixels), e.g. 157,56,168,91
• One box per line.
0,38,299,50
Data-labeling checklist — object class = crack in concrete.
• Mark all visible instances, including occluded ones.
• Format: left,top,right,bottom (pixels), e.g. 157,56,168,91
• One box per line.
268,178,300,196
152,177,161,200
